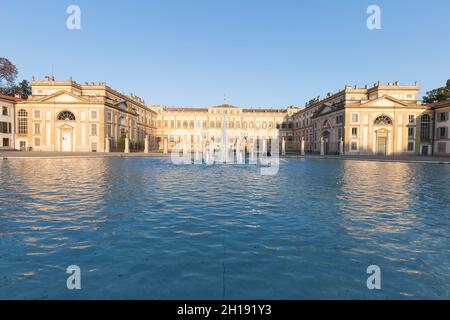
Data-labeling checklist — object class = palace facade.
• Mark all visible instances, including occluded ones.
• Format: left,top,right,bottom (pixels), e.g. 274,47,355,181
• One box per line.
149,104,299,153
431,100,450,155
14,77,157,152
291,82,434,156
3,77,447,157
0,94,21,150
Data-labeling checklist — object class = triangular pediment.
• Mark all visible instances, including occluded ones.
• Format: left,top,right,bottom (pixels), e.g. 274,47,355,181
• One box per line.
362,95,409,107
314,103,335,117
38,90,89,103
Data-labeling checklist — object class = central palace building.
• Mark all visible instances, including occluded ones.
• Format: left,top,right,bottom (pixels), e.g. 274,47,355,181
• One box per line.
10,76,443,156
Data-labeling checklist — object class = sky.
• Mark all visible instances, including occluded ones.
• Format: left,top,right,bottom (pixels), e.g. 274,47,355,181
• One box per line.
1,0,449,108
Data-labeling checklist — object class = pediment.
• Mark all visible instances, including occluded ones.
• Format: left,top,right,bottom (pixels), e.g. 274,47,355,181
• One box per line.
315,103,335,116
38,90,88,103
362,95,408,107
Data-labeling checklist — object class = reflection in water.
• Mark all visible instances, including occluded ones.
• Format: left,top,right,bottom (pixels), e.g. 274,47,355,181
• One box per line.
0,157,449,299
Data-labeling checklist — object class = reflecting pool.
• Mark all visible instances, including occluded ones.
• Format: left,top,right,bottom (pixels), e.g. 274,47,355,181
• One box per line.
0,157,449,299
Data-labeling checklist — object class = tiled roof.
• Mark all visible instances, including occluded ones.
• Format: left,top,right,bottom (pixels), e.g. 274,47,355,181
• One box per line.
0,93,23,102
428,99,450,109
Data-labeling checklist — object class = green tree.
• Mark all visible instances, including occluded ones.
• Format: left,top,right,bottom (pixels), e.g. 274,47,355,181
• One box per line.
423,79,450,103
0,57,18,87
0,57,32,99
16,80,32,99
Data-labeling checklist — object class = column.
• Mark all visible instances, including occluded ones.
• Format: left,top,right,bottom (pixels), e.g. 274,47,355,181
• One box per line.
105,137,110,153
163,138,168,154
144,135,149,153
124,135,130,153
320,137,324,156
300,137,305,156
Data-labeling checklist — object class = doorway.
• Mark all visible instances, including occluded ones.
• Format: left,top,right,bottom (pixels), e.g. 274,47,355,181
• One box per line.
421,145,429,156
61,130,72,152
376,130,388,155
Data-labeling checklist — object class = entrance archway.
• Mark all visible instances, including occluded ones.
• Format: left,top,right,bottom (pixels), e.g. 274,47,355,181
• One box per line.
322,130,330,155
59,125,74,152
375,129,388,155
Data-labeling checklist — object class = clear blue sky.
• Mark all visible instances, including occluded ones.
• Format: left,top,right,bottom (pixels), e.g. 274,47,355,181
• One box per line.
1,0,449,108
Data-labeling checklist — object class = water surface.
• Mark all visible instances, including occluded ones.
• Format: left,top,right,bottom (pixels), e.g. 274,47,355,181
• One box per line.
0,157,449,299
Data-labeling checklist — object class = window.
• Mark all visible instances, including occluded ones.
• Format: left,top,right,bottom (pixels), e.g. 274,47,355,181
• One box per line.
351,113,359,123
351,141,358,151
408,114,415,124
374,115,393,125
408,128,415,139
438,112,449,122
91,110,98,120
34,137,41,147
34,123,41,135
0,122,11,134
57,111,76,121
34,110,41,119
407,142,414,152
91,124,98,136
437,127,448,139
2,138,9,147
420,114,431,140
336,115,344,124
351,127,358,138
107,112,112,122
2,107,8,116
18,109,28,134
437,142,446,153
337,128,343,140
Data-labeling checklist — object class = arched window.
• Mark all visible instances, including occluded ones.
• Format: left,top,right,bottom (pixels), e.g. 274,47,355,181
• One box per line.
57,111,76,121
374,115,393,125
18,109,28,134
420,114,431,140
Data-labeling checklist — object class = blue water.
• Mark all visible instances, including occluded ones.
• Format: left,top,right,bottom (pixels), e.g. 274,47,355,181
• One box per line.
0,157,449,299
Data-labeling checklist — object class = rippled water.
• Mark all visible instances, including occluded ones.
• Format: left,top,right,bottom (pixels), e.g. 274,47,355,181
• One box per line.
0,157,449,299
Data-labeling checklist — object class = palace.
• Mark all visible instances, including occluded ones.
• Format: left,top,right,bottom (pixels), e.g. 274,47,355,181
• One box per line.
292,81,434,156
3,76,447,156
0,94,21,150
14,76,157,152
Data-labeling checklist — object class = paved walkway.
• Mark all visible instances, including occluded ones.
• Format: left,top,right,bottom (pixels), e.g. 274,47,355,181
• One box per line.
1,151,449,164
285,153,450,164
0,151,165,159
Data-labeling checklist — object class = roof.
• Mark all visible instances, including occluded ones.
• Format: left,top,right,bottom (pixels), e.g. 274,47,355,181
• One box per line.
0,93,23,102
428,99,450,109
